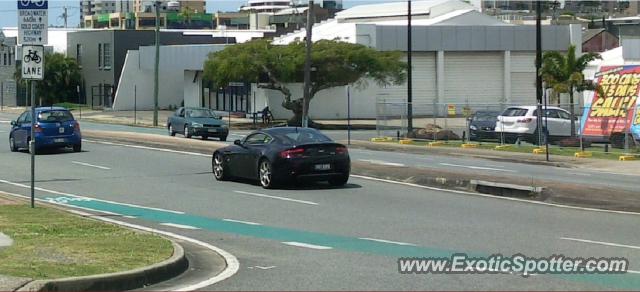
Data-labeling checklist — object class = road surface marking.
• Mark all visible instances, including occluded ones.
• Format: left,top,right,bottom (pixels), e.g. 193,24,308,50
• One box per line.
349,175,640,216
248,266,276,270
0,190,239,292
358,159,406,167
569,172,592,176
160,223,200,230
561,237,640,250
282,241,333,250
223,218,262,225
83,139,210,157
71,161,111,170
0,131,6,133
67,209,92,216
0,120,10,124
0,179,185,214
123,215,137,219
77,138,640,216
234,190,318,206
439,163,516,173
360,237,417,246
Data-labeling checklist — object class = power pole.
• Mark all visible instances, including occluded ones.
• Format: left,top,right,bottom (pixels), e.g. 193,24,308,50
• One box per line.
153,1,160,127
62,6,68,28
407,0,413,135
302,0,314,128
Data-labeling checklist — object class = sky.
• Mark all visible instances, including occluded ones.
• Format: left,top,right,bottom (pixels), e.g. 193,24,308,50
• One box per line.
0,0,411,28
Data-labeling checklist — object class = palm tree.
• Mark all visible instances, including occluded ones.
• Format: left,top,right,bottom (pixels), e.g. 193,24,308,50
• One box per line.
540,45,601,137
179,7,194,28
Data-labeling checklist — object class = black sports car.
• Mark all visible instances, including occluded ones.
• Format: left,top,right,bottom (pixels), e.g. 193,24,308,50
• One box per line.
212,127,350,188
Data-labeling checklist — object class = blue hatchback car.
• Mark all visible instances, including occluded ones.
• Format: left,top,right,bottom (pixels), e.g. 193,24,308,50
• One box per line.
9,107,82,154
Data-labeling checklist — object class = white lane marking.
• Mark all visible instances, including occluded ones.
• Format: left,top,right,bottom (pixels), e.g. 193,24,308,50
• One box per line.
569,172,592,177
0,120,10,124
439,162,516,173
67,209,92,216
349,175,640,216
77,138,640,217
0,131,6,133
359,237,417,246
233,190,318,206
0,190,239,292
222,218,262,226
248,265,276,270
83,139,210,157
357,159,405,167
561,237,640,250
160,223,200,230
282,241,333,250
123,215,137,219
0,179,185,214
71,161,111,170
628,270,640,274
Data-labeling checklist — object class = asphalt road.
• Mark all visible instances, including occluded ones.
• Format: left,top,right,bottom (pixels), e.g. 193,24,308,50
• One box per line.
1,117,640,290
2,111,636,192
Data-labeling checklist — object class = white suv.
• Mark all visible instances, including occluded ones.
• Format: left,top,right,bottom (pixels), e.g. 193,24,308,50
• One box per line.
495,106,578,144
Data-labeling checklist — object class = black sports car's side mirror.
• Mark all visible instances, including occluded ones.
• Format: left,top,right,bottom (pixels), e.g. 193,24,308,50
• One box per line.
10,120,16,126
234,139,242,146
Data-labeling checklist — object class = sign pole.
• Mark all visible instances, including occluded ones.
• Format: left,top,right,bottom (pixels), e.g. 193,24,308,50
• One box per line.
30,80,35,208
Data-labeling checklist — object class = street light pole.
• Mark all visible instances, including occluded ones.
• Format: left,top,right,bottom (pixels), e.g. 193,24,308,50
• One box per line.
407,0,413,135
302,0,314,128
153,1,161,127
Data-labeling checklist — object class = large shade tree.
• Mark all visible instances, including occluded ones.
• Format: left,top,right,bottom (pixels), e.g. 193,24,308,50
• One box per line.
540,45,601,137
15,52,82,105
203,39,406,126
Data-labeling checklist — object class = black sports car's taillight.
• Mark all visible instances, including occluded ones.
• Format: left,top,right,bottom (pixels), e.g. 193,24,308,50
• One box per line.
335,146,348,155
280,148,305,158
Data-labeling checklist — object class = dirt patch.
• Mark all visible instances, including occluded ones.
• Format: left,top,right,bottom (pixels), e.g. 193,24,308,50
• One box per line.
0,195,21,206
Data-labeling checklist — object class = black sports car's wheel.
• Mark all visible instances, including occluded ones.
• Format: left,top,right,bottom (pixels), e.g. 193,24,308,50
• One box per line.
220,136,227,142
9,135,17,152
212,152,229,181
258,159,276,189
184,126,192,138
73,144,82,152
201,135,208,140
328,174,349,187
168,124,176,136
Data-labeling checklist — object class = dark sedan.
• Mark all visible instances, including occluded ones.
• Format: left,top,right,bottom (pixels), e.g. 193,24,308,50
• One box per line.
468,110,500,141
212,127,350,189
167,107,228,141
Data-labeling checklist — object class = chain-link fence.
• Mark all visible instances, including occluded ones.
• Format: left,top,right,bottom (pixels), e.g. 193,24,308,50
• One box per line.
375,100,640,155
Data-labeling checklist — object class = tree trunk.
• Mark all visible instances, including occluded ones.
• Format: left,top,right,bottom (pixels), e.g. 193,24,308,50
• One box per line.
569,90,576,137
282,98,317,127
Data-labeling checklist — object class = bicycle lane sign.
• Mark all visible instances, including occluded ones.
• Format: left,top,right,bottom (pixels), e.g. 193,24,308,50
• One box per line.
22,45,44,80
17,0,48,45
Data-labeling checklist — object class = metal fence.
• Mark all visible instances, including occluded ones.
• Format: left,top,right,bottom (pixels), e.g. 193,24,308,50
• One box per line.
375,99,640,154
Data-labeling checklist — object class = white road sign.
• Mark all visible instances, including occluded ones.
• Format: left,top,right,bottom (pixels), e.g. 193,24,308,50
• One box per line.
17,0,48,45
22,45,44,80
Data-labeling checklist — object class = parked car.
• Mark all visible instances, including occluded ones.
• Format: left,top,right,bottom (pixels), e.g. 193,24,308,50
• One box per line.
468,110,500,141
9,107,82,154
167,107,228,141
495,106,578,144
212,127,350,189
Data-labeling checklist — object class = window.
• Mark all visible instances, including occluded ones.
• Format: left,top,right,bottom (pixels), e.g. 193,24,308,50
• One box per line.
245,133,268,145
98,43,102,68
3,53,6,66
103,43,111,69
76,44,82,66
557,110,571,120
38,110,75,122
501,107,528,117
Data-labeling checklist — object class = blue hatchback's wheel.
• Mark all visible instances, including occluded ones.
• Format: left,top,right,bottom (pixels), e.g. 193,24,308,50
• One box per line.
9,136,17,152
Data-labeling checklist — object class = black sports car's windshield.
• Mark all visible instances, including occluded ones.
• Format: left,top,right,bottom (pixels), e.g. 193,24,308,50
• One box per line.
271,128,332,144
37,110,75,122
473,112,499,121
187,109,218,119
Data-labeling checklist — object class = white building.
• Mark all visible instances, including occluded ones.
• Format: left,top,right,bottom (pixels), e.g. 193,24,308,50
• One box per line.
261,0,581,120
240,0,293,13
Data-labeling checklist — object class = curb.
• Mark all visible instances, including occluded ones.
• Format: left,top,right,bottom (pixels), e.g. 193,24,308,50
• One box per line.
16,241,188,292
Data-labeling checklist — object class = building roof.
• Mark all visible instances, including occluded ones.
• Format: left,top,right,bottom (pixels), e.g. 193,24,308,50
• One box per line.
334,0,463,20
582,28,606,43
273,0,508,45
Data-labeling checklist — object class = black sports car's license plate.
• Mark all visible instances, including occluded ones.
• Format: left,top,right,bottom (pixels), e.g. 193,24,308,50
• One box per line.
314,164,331,170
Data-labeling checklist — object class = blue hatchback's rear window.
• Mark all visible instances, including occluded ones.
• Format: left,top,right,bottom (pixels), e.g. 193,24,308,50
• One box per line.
38,110,75,122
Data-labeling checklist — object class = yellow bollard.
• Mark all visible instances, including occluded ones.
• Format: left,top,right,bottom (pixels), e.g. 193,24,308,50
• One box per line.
574,151,592,158
399,139,413,145
619,155,636,161
461,143,479,148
